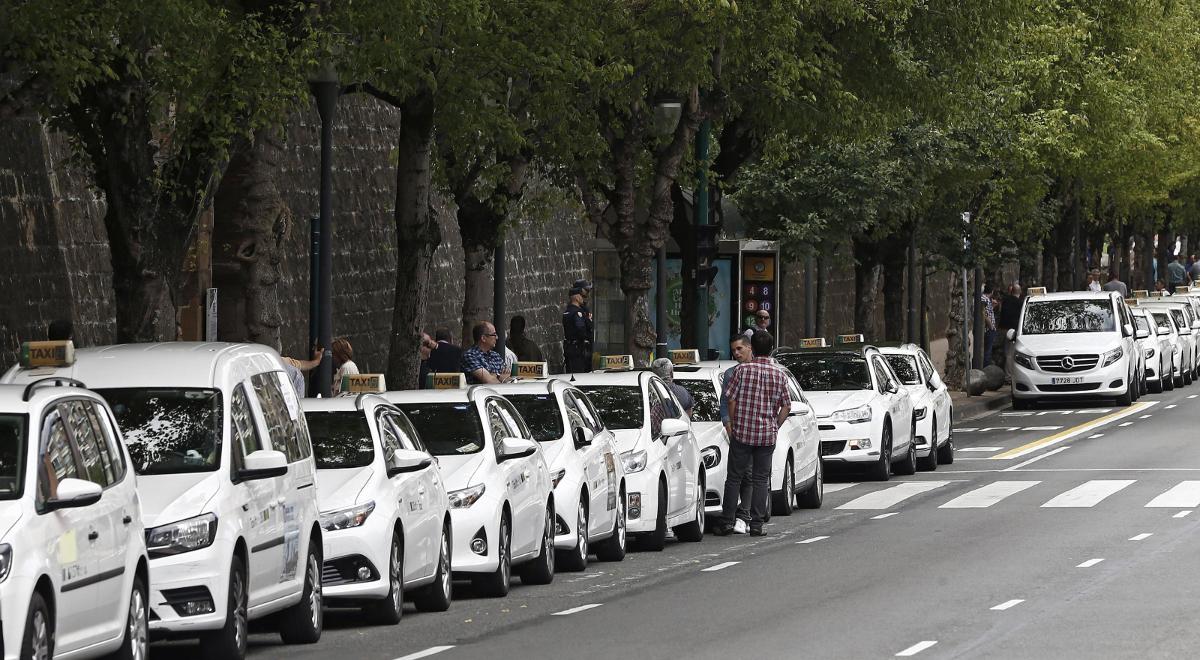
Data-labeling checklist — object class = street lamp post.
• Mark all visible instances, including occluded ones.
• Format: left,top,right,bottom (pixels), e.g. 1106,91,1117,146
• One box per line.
309,62,338,397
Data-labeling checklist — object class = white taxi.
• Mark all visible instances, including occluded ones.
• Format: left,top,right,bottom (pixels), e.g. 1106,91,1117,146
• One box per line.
1140,298,1197,387
879,345,954,470
1147,307,1185,390
3,342,325,658
303,385,451,624
1129,306,1172,394
385,386,554,597
490,380,627,570
1,343,149,660
564,370,705,550
776,338,916,481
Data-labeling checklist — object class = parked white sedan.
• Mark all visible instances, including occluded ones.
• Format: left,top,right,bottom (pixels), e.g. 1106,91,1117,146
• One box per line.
879,345,954,470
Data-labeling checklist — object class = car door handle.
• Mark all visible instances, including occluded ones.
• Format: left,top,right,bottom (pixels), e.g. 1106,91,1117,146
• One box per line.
417,487,426,496
123,515,133,525
88,530,99,541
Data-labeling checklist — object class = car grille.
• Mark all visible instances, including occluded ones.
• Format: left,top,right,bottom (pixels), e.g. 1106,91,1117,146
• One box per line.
820,440,846,456
705,490,721,506
1036,354,1100,373
1037,383,1101,392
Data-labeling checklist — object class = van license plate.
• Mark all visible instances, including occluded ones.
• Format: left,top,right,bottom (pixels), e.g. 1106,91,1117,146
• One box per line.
1050,376,1084,385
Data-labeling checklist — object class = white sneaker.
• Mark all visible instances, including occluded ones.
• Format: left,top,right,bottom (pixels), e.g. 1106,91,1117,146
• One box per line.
733,519,749,534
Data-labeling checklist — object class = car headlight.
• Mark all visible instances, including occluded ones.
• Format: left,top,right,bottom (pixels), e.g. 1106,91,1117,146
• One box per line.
701,445,722,470
320,501,376,531
1014,351,1035,369
146,513,218,558
448,484,486,509
1102,347,1124,367
0,543,11,582
913,407,927,421
551,468,567,489
622,449,648,473
829,405,872,424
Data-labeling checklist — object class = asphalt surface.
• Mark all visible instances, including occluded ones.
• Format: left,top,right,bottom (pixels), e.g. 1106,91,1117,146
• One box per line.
158,386,1200,659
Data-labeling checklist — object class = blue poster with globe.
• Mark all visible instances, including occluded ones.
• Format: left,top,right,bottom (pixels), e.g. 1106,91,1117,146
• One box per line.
649,257,733,358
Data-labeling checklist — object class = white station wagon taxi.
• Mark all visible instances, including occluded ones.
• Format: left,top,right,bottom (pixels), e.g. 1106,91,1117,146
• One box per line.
1,342,149,660
3,342,325,659
879,345,954,470
304,380,451,624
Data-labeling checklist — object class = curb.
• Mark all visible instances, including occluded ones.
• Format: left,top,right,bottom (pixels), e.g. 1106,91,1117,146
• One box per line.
952,392,1012,423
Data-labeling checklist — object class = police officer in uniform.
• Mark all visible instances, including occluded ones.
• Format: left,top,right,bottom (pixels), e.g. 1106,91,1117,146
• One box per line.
563,283,594,372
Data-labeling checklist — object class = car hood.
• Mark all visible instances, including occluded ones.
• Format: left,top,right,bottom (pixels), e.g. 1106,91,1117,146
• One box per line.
0,507,21,542
807,390,874,416
691,421,728,449
435,452,487,492
316,467,374,512
1015,334,1121,355
138,472,221,529
612,429,645,454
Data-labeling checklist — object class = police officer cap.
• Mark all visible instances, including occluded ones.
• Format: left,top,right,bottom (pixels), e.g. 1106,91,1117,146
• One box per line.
573,279,593,290
569,287,585,297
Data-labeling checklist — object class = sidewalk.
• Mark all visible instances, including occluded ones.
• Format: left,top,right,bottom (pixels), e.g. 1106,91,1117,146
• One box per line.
951,385,1012,422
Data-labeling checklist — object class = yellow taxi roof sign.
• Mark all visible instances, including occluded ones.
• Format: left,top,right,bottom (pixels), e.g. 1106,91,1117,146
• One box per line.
835,334,865,345
20,341,75,369
426,372,466,389
1133,290,1149,298
513,362,548,380
1124,298,1138,307
1179,286,1192,294
601,355,633,371
799,338,828,348
1027,286,1047,296
668,349,699,365
1150,291,1166,298
341,373,386,394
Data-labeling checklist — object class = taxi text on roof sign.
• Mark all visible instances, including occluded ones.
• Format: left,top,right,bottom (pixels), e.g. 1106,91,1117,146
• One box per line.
668,349,699,365
1151,291,1166,297
342,373,386,393
800,337,828,348
602,355,633,371
1133,290,1149,298
835,334,865,345
1179,286,1192,294
1125,298,1139,307
20,340,75,368
513,361,548,380
1027,286,1047,296
426,372,466,389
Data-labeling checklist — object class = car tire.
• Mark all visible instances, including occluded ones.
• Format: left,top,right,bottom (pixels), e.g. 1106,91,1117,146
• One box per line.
519,505,556,585
869,426,892,481
200,555,247,659
796,456,823,509
1115,386,1133,407
673,470,706,542
1168,372,1177,390
21,591,53,660
1150,376,1163,394
770,458,795,516
918,422,939,471
558,498,589,572
364,531,404,625
473,513,511,597
594,485,627,562
894,425,918,476
637,480,669,551
278,540,322,644
937,435,955,465
1186,370,1194,386
112,572,149,660
413,521,452,612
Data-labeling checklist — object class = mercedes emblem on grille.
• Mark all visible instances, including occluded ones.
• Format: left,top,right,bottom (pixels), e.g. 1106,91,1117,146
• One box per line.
1061,356,1075,370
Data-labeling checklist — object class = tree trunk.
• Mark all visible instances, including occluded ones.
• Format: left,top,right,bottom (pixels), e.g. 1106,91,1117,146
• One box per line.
459,236,494,346
386,90,441,389
1156,223,1173,288
881,243,905,341
944,268,966,390
852,238,879,336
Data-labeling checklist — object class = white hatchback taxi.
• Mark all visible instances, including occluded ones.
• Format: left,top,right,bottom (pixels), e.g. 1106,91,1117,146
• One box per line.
3,342,325,659
386,386,554,597
304,386,451,624
879,345,954,470
1,343,149,660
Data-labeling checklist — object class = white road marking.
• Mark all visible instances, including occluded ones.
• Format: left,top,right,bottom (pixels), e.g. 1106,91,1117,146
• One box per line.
956,428,978,432
1118,422,1133,427
394,647,456,660
551,604,603,616
991,599,1025,611
1145,481,1200,508
1004,446,1070,471
940,481,1040,508
1174,510,1192,518
992,402,1155,460
823,483,858,493
702,561,740,572
1042,480,1135,507
837,481,954,510
1129,533,1153,541
1189,395,1197,399
872,512,901,519
1166,404,1177,409
1023,426,1063,431
1077,558,1105,568
1089,434,1104,439
960,447,1004,452
896,641,938,656
1140,414,1152,419
797,536,829,544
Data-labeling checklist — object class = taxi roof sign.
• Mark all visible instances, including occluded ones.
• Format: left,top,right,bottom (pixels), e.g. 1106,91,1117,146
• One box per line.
1133,290,1149,298
668,349,699,365
1027,286,1047,296
601,355,633,371
513,361,548,380
426,372,466,389
799,338,828,348
341,373,386,394
1179,286,1192,294
20,340,75,369
1151,291,1166,298
1124,298,1138,307
835,334,865,345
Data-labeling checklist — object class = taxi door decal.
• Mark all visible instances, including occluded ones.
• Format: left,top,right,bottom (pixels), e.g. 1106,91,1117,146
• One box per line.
280,502,301,581
604,452,617,511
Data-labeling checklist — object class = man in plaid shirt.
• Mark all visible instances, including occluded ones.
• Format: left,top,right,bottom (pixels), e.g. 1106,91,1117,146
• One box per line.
715,331,791,536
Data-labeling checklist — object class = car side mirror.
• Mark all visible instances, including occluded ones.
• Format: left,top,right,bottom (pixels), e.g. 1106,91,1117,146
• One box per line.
44,477,103,511
573,426,594,447
387,448,433,477
1006,328,1016,341
788,401,809,417
498,437,537,461
885,382,899,395
926,379,938,392
1122,323,1134,338
238,449,288,481
660,418,689,439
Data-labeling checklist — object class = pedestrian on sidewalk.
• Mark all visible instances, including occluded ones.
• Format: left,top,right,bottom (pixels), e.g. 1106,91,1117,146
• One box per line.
650,358,694,418
331,337,359,396
1102,270,1129,298
719,335,755,534
1168,255,1187,293
742,309,771,339
507,315,544,362
462,320,512,384
715,331,790,537
997,284,1022,369
47,319,73,342
417,331,438,388
563,286,594,373
282,344,325,397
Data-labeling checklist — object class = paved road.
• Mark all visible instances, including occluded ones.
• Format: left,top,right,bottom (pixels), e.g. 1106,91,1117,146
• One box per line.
159,387,1200,659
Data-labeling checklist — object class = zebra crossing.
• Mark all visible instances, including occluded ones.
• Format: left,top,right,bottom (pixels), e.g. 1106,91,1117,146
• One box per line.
828,479,1200,511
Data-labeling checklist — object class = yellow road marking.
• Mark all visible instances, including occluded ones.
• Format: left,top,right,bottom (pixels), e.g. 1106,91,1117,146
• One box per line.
991,401,1156,460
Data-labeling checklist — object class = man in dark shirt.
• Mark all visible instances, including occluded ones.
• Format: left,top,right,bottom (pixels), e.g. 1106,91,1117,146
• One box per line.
507,315,544,362
563,287,594,373
421,328,463,388
997,284,1023,368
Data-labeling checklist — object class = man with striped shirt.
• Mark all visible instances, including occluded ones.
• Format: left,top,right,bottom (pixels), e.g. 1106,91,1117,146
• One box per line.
715,331,791,536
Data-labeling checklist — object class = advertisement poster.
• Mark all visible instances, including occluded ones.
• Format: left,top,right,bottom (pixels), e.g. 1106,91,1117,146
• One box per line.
649,257,733,357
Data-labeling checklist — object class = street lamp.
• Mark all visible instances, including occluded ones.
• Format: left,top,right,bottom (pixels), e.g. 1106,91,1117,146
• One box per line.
309,61,338,397
653,96,683,359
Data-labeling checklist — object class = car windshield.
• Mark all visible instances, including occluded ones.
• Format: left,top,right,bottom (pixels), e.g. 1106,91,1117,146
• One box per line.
396,402,485,455
0,414,27,500
1021,300,1115,334
676,379,720,422
97,388,222,475
1171,308,1188,330
883,355,922,385
306,411,374,469
1133,316,1151,336
505,395,564,442
577,386,644,430
776,354,872,391
1152,312,1173,332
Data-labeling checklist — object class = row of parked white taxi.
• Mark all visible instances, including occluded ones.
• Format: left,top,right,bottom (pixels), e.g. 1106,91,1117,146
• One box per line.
0,336,953,660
